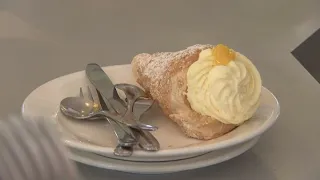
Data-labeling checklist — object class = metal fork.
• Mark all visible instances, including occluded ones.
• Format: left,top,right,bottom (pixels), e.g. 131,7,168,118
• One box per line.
80,86,136,157
112,87,160,151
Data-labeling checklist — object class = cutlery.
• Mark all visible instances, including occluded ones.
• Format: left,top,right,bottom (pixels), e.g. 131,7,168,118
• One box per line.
113,86,160,151
85,63,159,151
108,87,159,151
111,87,155,121
94,88,135,156
60,96,154,135
112,87,154,120
85,63,157,131
60,88,158,154
114,84,154,125
114,84,153,127
59,96,137,147
83,87,138,148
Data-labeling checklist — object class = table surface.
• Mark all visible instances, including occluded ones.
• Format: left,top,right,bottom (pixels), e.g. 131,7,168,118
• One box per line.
1,0,320,179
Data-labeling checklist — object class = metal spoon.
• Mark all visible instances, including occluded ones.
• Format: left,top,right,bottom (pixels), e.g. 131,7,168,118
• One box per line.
60,96,137,147
114,84,157,130
114,84,160,151
60,96,155,131
111,87,160,151
111,87,154,117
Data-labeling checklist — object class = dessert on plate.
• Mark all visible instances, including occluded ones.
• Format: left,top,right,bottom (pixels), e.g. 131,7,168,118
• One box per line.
132,44,262,140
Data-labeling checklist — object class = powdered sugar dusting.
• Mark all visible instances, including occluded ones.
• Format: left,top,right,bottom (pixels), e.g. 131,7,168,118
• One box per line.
136,53,152,69
139,44,213,82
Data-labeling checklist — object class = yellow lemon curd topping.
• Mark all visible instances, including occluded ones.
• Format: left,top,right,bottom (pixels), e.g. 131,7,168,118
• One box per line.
186,44,262,125
212,44,236,65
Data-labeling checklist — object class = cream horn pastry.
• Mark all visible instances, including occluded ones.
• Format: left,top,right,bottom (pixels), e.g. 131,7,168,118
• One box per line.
132,44,262,140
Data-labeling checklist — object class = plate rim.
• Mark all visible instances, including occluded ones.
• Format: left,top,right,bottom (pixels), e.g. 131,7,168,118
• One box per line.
69,137,259,174
22,64,280,157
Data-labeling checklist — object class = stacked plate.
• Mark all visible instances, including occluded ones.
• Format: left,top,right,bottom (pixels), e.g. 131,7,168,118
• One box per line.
22,64,280,174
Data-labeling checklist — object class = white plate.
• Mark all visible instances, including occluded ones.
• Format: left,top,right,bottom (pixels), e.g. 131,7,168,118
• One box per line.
69,136,259,174
22,64,280,162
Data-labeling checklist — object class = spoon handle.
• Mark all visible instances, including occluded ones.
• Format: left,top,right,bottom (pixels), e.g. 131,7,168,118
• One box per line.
106,118,137,147
138,129,160,151
110,89,160,151
132,128,160,151
113,145,133,157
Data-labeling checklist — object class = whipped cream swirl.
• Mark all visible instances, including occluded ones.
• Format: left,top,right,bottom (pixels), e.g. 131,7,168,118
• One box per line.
186,45,262,125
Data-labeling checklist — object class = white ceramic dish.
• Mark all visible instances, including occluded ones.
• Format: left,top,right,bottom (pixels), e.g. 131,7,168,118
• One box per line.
69,137,259,174
22,64,280,162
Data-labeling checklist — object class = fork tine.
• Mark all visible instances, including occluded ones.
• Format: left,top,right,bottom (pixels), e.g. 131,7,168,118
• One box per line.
79,87,84,98
87,86,94,102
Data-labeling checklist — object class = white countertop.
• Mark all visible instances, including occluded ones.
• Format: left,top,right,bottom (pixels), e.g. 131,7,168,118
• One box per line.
1,0,320,179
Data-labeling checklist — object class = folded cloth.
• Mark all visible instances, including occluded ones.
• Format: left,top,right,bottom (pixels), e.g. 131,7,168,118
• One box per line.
0,116,80,180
